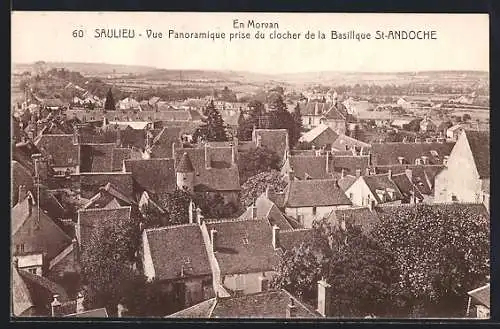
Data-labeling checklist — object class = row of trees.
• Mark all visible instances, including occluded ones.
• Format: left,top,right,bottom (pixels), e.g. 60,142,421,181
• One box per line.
271,204,490,318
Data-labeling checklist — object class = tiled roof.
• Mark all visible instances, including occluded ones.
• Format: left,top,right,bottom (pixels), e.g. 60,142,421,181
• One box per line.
330,155,370,176
322,104,346,121
465,130,490,179
253,129,289,161
34,135,79,167
176,153,195,173
299,102,332,116
68,109,194,122
12,161,35,205
284,179,352,208
78,172,133,199
299,124,338,144
374,165,444,195
326,207,379,233
210,290,320,318
174,147,240,191
337,175,357,192
238,193,293,230
287,155,330,180
151,127,181,158
278,228,314,252
82,183,136,210
390,173,424,201
362,174,403,203
112,148,132,171
370,142,455,166
375,202,489,221
168,298,216,318
77,206,131,250
331,134,371,152
79,143,115,172
123,158,176,196
12,266,34,316
145,224,212,281
11,196,72,260
468,284,490,308
205,219,279,275
17,268,69,304
64,308,109,317
12,142,39,172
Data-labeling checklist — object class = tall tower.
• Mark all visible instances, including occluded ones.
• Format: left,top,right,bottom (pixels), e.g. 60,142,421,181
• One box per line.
176,152,195,193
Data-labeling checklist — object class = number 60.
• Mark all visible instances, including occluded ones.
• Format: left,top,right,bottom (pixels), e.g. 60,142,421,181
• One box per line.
72,29,84,38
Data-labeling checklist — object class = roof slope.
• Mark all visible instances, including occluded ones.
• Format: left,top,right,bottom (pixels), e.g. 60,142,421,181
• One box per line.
468,284,490,308
79,143,115,172
34,135,79,167
253,129,289,161
279,228,314,252
145,224,212,281
331,134,371,152
371,142,455,166
288,155,330,180
285,179,352,208
124,159,176,195
299,124,337,144
205,219,279,275
362,174,404,203
326,207,380,233
465,130,490,179
12,160,35,205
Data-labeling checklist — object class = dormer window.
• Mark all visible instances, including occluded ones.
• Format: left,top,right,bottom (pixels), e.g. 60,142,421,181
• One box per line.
386,188,395,199
430,150,439,157
415,158,422,165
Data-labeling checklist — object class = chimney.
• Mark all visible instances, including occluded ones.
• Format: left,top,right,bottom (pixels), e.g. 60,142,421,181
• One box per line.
288,169,295,181
317,279,333,317
51,294,62,317
341,168,345,179
325,151,330,174
443,155,449,166
115,129,122,147
258,272,269,292
204,143,211,169
355,169,361,177
73,125,80,145
32,153,48,181
286,298,297,318
72,238,80,264
210,229,218,252
18,185,28,204
265,185,275,200
405,169,413,182
231,144,237,166
188,201,195,223
117,303,128,318
387,169,392,179
272,225,280,250
368,199,376,211
27,193,34,217
397,156,405,165
365,167,370,176
171,142,176,159
256,135,262,147
76,292,85,313
196,207,203,225
250,202,257,219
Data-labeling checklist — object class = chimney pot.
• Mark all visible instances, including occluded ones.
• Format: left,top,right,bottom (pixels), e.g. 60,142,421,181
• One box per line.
272,225,280,250
317,279,333,317
251,202,257,220
286,297,297,318
210,229,218,252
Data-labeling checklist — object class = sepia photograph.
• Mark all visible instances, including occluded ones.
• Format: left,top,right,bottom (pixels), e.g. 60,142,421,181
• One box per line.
10,12,490,319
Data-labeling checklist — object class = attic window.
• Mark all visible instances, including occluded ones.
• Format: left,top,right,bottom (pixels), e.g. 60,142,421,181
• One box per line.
415,159,422,165
242,236,249,245
430,150,439,157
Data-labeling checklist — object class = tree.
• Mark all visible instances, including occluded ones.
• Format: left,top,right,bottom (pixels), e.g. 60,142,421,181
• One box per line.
240,170,287,207
193,100,229,142
238,146,282,184
142,189,192,229
271,219,402,317
237,100,265,141
267,95,301,147
193,192,238,218
80,215,140,313
104,88,116,111
372,204,490,317
292,102,304,134
462,113,472,122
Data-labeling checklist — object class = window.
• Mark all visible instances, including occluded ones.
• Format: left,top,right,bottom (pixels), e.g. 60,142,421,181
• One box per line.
312,207,317,216
16,244,25,254
28,268,37,274
308,117,312,125
242,237,249,245
451,194,458,202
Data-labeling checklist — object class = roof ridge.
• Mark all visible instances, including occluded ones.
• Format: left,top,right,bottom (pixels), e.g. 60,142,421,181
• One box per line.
281,227,313,233
145,222,199,233
78,205,132,213
206,217,263,224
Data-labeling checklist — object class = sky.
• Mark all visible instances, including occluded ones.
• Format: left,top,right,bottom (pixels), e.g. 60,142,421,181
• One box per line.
11,12,489,74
